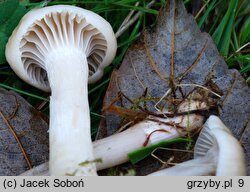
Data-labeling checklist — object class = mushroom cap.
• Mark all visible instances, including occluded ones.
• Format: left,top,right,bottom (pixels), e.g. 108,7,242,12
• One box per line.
194,115,246,176
5,5,117,92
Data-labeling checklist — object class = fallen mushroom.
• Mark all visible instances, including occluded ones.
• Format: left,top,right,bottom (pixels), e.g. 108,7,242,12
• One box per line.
20,99,206,176
94,100,206,170
148,115,247,176
5,5,117,175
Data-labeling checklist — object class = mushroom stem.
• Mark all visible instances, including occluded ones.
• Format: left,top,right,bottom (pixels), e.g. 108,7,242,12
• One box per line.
94,114,203,170
94,100,207,170
148,115,247,176
46,48,96,175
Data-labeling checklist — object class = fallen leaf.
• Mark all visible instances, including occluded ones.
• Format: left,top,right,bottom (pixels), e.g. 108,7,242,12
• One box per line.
0,88,49,175
99,0,250,175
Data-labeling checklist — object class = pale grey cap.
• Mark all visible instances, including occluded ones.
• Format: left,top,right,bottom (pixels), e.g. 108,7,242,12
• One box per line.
5,5,117,92
194,115,246,176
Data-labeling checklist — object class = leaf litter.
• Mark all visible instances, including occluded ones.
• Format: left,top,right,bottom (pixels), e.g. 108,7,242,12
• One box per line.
98,0,250,175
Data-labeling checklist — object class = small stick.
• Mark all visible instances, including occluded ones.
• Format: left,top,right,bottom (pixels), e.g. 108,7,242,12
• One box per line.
115,0,156,38
194,0,211,20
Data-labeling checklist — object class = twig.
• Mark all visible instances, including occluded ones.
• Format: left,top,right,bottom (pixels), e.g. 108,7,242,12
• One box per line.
176,83,222,98
235,42,250,53
154,82,221,113
151,147,193,164
195,0,211,20
36,100,49,111
154,88,172,114
120,2,140,28
115,0,156,38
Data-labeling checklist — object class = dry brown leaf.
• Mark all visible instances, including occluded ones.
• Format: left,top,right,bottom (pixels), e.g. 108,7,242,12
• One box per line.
98,0,250,175
0,88,49,175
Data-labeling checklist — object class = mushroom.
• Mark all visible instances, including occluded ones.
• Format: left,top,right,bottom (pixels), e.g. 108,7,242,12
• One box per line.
20,99,206,176
94,100,206,170
5,5,117,176
148,115,247,176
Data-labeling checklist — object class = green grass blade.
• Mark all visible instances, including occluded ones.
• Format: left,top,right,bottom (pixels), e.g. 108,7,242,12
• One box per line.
88,79,110,95
237,0,250,18
219,11,237,55
128,138,191,164
198,0,217,28
212,0,238,55
239,17,250,45
0,83,49,101
208,0,226,35
227,54,250,67
232,28,239,51
240,64,250,74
